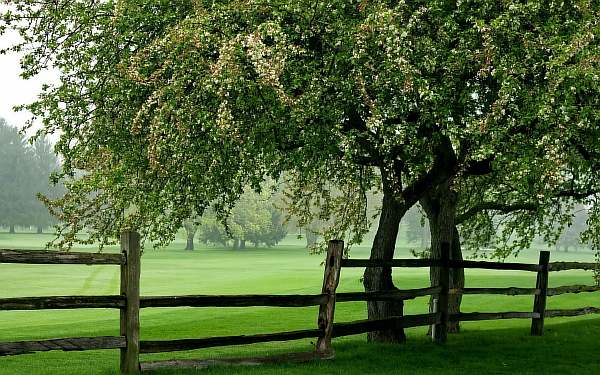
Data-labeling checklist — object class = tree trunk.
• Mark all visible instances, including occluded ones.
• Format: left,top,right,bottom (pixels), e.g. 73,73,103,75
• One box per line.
37,226,43,234
421,182,464,334
9,225,15,234
184,222,198,251
240,240,246,249
363,189,408,343
185,235,194,251
448,226,464,333
233,239,240,250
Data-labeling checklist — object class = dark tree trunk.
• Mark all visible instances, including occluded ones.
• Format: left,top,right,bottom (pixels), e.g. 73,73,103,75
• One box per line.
240,240,246,249
184,222,198,251
421,182,464,334
9,225,15,234
233,239,240,250
448,226,464,333
363,189,408,343
185,236,194,251
37,226,43,234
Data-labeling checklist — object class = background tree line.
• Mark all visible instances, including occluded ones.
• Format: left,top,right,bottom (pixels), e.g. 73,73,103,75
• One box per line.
0,117,61,233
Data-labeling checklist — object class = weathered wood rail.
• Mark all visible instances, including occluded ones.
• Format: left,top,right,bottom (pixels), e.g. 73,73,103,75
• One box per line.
1,235,599,374
0,249,124,265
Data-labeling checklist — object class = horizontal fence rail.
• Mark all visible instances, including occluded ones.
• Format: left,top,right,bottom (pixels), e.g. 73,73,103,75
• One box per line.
0,249,124,265
140,294,328,308
451,312,539,322
0,336,126,356
449,287,539,296
545,307,600,317
341,258,541,272
0,295,125,310
336,287,441,302
547,285,600,296
341,259,440,268
449,260,541,272
548,262,598,272
140,328,323,353
332,313,439,338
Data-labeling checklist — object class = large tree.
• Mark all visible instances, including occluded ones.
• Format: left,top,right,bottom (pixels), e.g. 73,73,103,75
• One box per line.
3,0,599,343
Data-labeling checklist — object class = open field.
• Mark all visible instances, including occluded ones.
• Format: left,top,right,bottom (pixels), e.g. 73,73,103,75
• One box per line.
0,232,599,374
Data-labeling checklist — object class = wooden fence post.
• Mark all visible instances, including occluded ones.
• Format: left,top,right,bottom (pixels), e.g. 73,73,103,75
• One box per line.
316,240,343,357
433,242,450,344
120,231,141,374
531,251,550,336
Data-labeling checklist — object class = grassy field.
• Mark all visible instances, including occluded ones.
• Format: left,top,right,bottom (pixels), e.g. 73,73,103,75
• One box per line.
0,232,599,374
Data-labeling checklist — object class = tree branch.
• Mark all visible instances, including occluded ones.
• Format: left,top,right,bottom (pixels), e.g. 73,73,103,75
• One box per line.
456,202,538,225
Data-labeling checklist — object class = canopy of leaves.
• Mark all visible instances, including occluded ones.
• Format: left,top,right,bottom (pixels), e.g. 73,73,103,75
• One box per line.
2,0,599,253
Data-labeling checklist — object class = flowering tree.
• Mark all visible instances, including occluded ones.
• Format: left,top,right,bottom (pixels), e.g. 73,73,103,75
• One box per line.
3,0,599,342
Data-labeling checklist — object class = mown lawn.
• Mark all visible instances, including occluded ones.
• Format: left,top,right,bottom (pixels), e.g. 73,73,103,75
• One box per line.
0,233,598,374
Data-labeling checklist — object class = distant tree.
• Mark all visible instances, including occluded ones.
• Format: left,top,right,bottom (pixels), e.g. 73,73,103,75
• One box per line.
0,119,61,234
183,219,199,251
404,206,430,249
0,119,34,233
555,206,588,252
198,188,287,249
30,137,61,233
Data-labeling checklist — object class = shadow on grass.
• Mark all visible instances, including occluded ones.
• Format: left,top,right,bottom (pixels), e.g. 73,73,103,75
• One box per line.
146,317,600,375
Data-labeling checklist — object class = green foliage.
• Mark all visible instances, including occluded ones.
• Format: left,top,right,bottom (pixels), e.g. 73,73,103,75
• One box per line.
198,188,287,248
2,1,600,259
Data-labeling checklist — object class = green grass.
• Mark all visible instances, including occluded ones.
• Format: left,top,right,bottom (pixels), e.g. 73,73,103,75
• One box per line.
0,232,599,374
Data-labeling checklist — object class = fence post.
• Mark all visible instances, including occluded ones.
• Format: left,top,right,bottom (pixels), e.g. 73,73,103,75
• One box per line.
120,231,141,374
433,242,450,344
316,240,344,357
531,251,550,336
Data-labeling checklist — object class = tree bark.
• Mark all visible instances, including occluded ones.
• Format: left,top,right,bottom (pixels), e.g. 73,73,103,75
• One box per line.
240,240,246,250
184,221,198,251
363,188,408,343
185,236,194,251
420,182,464,334
37,226,43,234
9,225,15,234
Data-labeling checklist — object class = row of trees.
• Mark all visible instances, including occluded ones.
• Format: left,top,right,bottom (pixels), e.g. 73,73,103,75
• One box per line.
183,188,287,251
0,118,59,233
3,0,599,343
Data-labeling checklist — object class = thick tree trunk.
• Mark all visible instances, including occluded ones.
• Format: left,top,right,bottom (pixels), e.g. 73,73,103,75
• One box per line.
233,238,240,250
240,240,246,249
363,190,408,343
421,182,464,333
37,226,43,234
9,225,15,234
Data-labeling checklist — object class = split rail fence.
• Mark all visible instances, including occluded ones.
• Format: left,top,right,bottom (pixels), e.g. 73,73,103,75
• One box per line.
1,233,599,373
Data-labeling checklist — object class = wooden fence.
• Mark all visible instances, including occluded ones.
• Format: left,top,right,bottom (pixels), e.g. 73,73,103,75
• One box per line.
1,234,599,374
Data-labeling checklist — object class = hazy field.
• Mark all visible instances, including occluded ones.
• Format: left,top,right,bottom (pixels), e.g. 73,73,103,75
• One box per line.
0,232,599,374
